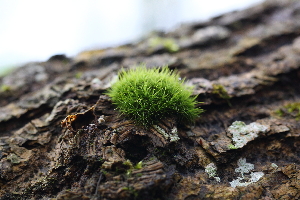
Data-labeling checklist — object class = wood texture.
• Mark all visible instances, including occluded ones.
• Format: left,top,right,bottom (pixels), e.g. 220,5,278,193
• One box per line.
1,0,300,199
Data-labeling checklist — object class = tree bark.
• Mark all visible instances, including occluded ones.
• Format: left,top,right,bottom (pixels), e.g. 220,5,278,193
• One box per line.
1,0,300,199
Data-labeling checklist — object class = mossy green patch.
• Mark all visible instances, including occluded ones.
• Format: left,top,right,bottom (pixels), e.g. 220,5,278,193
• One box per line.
0,84,11,92
212,84,231,106
75,72,82,79
134,161,143,169
106,66,203,127
275,102,300,120
149,37,179,53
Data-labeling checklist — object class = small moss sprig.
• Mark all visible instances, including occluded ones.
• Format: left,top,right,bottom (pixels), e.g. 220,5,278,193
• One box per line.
275,102,300,120
106,66,203,127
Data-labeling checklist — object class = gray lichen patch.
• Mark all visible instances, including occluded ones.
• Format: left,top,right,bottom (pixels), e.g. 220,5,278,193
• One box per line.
227,121,269,149
230,158,264,188
153,125,180,142
205,163,220,182
7,153,21,164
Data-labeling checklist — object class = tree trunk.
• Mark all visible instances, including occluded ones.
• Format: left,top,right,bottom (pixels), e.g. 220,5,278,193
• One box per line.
1,0,300,199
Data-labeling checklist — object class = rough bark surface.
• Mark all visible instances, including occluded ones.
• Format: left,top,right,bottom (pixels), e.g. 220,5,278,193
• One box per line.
1,0,300,199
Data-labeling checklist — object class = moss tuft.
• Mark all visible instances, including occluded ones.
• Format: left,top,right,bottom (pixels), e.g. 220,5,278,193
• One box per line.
275,102,300,120
149,37,179,53
212,84,231,106
106,66,203,127
1,84,11,92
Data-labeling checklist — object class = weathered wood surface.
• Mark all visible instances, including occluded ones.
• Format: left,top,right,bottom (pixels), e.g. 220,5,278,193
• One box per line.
1,0,300,199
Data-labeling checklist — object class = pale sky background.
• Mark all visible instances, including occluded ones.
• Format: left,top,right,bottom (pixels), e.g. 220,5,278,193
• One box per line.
0,0,264,73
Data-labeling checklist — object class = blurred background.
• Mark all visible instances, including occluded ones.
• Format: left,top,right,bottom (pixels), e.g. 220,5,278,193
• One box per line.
0,0,264,74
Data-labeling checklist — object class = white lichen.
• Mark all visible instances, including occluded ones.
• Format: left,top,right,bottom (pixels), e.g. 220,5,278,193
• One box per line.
153,125,180,142
98,115,105,124
91,78,103,89
228,121,269,148
249,172,264,182
271,163,278,169
229,158,264,188
235,158,254,178
153,125,169,139
205,163,220,182
170,127,180,142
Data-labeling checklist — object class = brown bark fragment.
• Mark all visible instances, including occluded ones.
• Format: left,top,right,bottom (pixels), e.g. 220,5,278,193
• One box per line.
1,0,300,199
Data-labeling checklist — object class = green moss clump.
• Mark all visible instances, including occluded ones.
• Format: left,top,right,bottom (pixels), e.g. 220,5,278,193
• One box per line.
75,72,82,79
106,66,202,127
285,103,300,120
275,102,300,120
1,84,11,92
274,109,284,117
212,84,230,99
149,37,179,53
212,84,231,106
